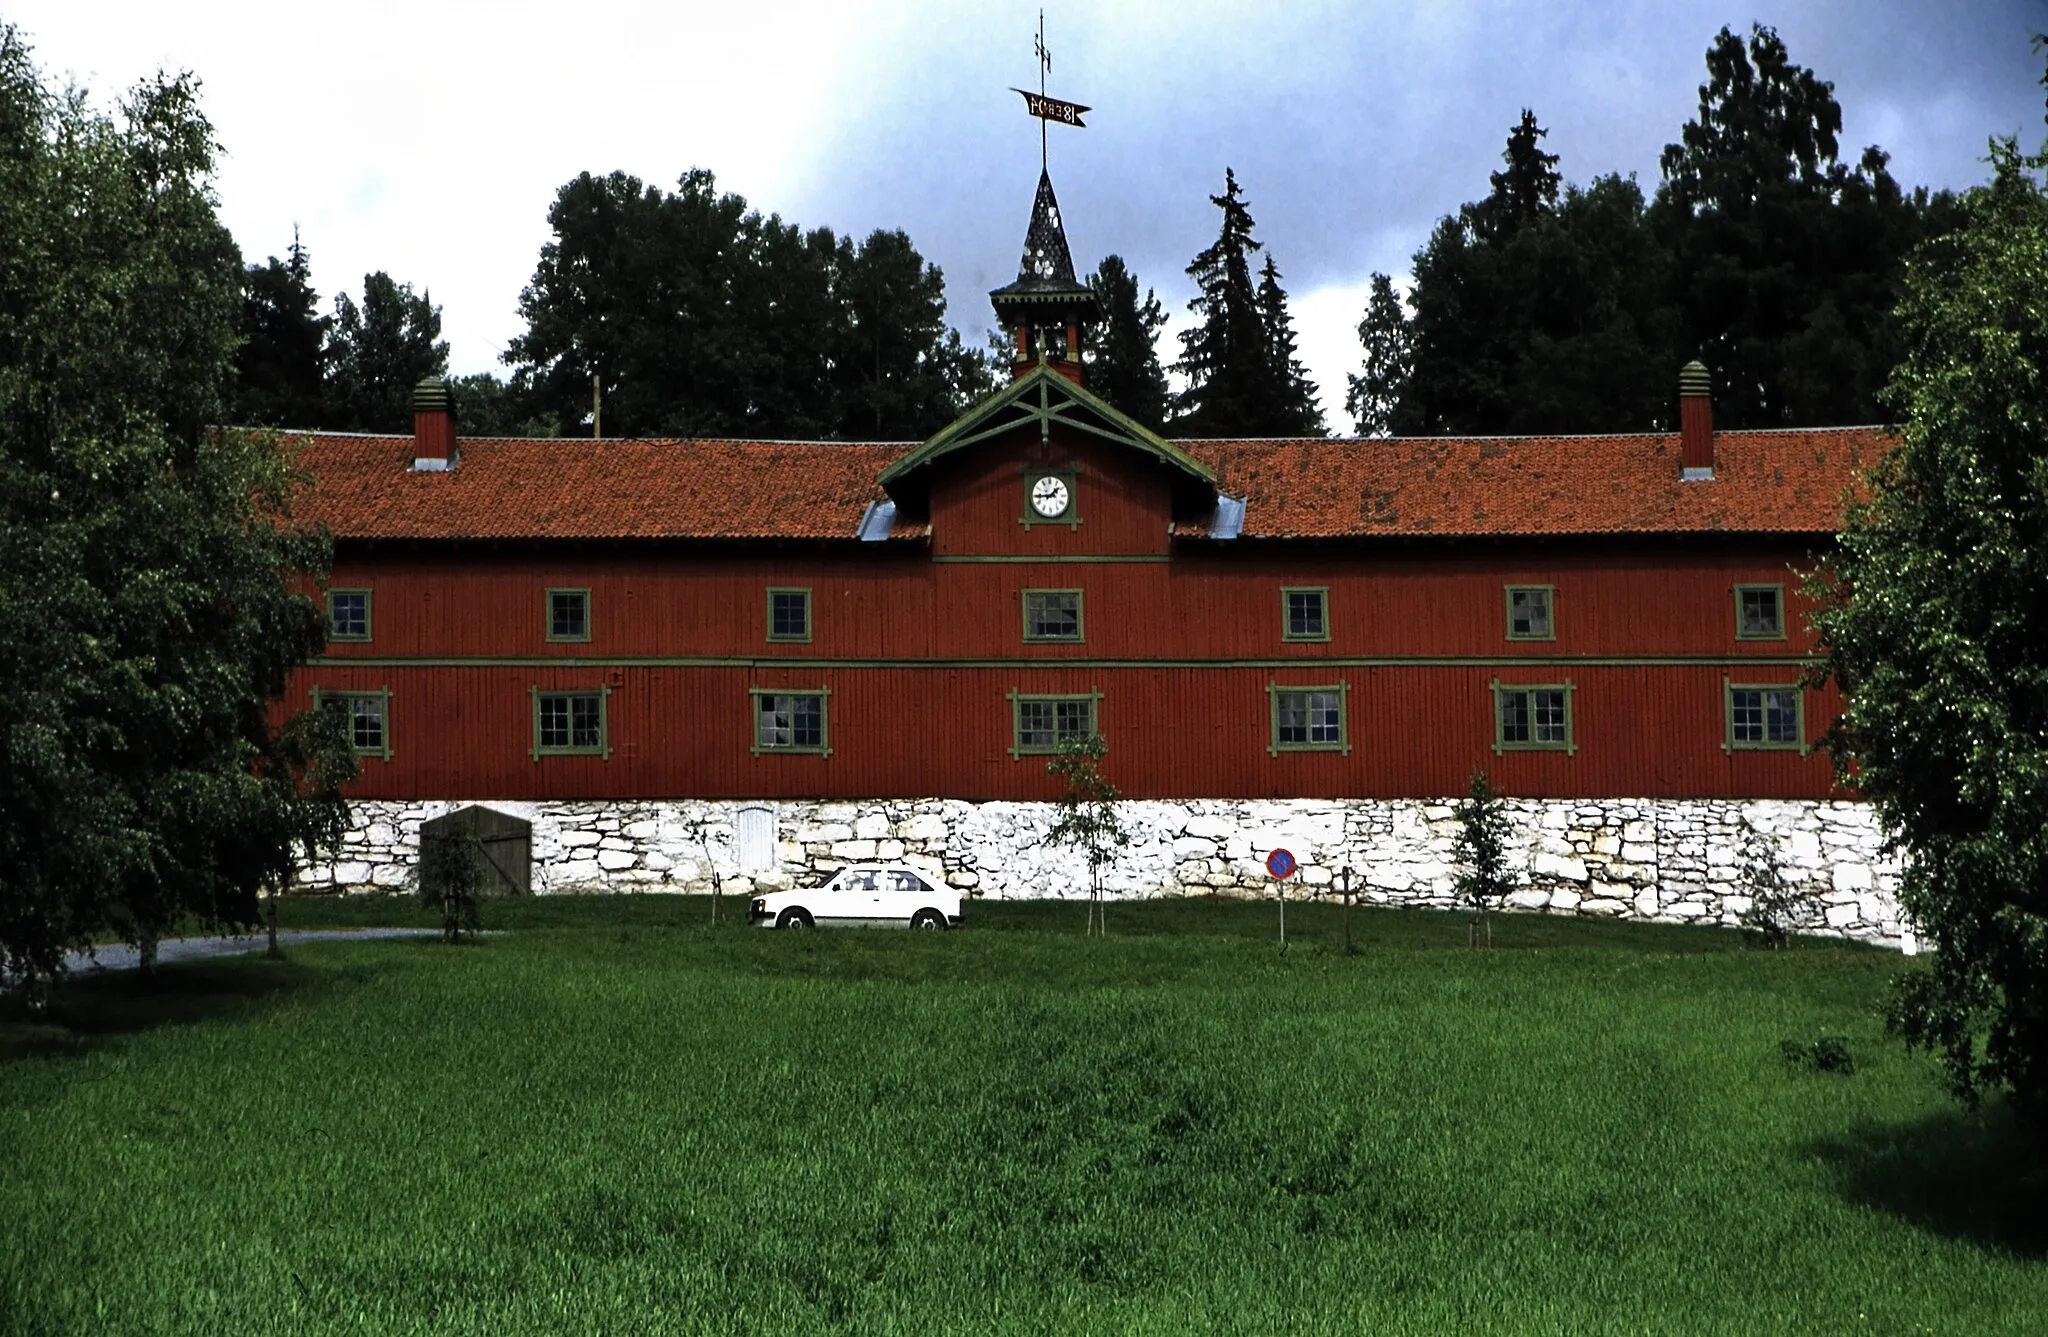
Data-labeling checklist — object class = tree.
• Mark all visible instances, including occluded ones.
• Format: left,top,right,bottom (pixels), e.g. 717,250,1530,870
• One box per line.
232,230,328,427
1171,167,1271,436
0,27,354,1001
325,271,448,432
1253,255,1325,436
1345,273,1412,436
1452,771,1514,947
1810,133,2048,1140
1045,734,1127,938
447,371,551,438
1084,255,1170,431
1653,24,1946,428
1472,109,1561,244
506,168,984,440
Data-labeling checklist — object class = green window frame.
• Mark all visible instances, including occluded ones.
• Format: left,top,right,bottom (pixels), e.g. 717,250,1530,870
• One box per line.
529,685,609,759
751,687,831,756
311,687,391,761
1492,678,1576,755
766,587,812,643
1021,589,1084,642
1019,466,1081,530
1008,689,1101,758
1267,681,1350,755
1281,587,1329,643
1734,583,1786,641
1505,585,1555,641
1724,678,1806,753
546,588,592,643
326,588,372,642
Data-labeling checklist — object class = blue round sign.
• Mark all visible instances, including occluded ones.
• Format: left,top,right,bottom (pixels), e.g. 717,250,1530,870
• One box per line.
1266,848,1298,880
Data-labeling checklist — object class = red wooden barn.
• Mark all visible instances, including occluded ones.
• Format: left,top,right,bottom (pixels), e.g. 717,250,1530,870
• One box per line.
287,174,1883,811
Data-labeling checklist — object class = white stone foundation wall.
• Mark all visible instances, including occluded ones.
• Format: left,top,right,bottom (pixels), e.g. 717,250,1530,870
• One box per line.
297,796,1910,947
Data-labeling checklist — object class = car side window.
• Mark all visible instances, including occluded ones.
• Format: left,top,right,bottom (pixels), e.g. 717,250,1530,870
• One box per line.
842,870,877,892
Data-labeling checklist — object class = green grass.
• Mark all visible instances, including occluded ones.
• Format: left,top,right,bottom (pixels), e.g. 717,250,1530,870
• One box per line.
4,900,2042,1335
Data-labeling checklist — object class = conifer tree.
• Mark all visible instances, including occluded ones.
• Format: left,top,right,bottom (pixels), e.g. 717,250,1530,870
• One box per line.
233,230,329,428
1254,254,1325,436
1084,255,1170,432
1473,109,1561,243
325,272,449,433
1171,167,1270,436
1345,273,1412,437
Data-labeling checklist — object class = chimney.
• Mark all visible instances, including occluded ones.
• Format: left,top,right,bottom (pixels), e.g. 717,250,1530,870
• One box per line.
411,375,456,471
1679,360,1713,480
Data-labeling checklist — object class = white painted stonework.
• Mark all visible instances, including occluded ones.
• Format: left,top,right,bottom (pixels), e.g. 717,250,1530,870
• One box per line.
297,796,1912,947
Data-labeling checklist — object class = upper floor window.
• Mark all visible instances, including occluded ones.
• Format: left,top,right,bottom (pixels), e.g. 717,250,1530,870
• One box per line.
1505,585,1554,641
1493,680,1575,754
547,588,591,643
327,589,371,642
1268,682,1349,754
1282,587,1329,642
767,588,812,643
1023,589,1084,642
1735,584,1785,640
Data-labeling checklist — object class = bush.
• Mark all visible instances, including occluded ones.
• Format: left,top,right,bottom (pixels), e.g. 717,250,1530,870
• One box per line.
1735,818,1799,949
417,835,484,943
1780,1035,1857,1075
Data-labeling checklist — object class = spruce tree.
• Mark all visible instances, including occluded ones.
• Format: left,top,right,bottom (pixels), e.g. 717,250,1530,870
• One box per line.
233,231,329,428
1345,273,1412,437
1084,255,1170,431
1474,109,1561,243
1171,167,1269,436
1253,255,1324,435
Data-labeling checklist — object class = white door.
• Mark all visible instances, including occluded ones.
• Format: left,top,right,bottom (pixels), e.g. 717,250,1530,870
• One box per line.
735,804,775,873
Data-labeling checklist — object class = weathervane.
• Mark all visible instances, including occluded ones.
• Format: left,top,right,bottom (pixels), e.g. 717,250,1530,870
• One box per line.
1011,9,1089,173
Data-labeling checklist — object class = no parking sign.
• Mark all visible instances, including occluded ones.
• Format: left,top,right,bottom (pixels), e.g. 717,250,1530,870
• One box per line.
1266,848,1297,880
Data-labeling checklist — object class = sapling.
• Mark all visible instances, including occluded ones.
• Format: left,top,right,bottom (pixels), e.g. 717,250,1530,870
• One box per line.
1452,770,1515,947
1046,733,1127,937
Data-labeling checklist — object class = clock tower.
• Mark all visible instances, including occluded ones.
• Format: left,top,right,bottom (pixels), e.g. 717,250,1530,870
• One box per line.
989,170,1101,387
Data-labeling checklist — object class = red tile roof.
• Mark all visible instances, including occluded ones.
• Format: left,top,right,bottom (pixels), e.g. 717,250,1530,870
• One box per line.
288,426,1890,543
289,434,921,542
1179,428,1888,538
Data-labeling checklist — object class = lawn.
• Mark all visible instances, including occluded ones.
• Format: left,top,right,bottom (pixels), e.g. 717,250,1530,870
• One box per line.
2,898,2042,1335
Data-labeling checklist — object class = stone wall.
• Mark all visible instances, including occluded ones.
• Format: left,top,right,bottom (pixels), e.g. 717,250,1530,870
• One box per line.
298,796,1912,948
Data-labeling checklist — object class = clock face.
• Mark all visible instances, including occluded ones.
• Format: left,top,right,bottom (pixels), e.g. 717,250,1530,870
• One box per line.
1030,475,1070,518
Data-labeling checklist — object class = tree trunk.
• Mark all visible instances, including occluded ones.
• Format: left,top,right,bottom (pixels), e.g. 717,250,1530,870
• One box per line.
138,930,158,980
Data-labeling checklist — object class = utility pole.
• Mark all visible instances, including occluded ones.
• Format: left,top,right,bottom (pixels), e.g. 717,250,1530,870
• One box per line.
591,371,602,439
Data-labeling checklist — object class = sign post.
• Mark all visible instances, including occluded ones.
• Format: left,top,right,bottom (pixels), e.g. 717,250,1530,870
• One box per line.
1266,848,1297,948
1341,865,1355,955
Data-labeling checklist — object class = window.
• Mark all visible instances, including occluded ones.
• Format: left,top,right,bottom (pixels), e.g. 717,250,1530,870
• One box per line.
1492,679,1575,754
1282,587,1329,642
547,588,591,642
1009,691,1100,756
1505,585,1554,641
752,689,830,755
326,589,371,642
1735,584,1785,640
1726,681,1804,751
1267,682,1349,754
1022,589,1083,642
767,587,812,643
530,687,608,758
312,688,390,760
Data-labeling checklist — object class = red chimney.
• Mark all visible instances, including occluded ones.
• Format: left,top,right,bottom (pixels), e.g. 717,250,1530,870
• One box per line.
411,375,456,471
1679,360,1713,479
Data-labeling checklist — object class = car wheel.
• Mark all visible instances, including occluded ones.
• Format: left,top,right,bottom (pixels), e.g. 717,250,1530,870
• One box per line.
910,908,946,931
776,907,814,930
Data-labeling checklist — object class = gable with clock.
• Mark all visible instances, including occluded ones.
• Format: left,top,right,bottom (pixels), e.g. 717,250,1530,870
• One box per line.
1022,467,1079,528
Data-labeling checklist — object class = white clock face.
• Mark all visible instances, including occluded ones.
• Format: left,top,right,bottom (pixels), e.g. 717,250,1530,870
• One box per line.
1030,475,1070,518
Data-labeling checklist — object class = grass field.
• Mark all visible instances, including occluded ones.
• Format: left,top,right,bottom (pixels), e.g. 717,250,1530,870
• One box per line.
3,898,2043,1335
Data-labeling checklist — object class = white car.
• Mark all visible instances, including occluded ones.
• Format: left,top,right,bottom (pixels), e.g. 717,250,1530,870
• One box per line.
748,864,962,931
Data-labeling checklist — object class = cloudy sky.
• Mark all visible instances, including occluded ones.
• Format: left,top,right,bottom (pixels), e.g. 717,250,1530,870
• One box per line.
8,0,2044,430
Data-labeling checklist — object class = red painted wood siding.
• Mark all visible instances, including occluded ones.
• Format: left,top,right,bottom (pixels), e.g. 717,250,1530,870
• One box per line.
294,423,1845,802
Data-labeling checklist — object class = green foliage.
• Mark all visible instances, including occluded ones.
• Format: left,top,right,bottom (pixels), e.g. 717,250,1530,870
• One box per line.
1735,817,1799,949
8,920,2042,1333
418,834,485,944
1811,130,2048,1141
1781,1035,1858,1075
1452,771,1515,946
232,230,329,428
446,370,552,438
1472,109,1561,244
1083,254,1170,431
505,167,986,440
1345,273,1412,436
0,27,353,1002
1045,733,1128,936
1172,168,1323,437
324,271,449,432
